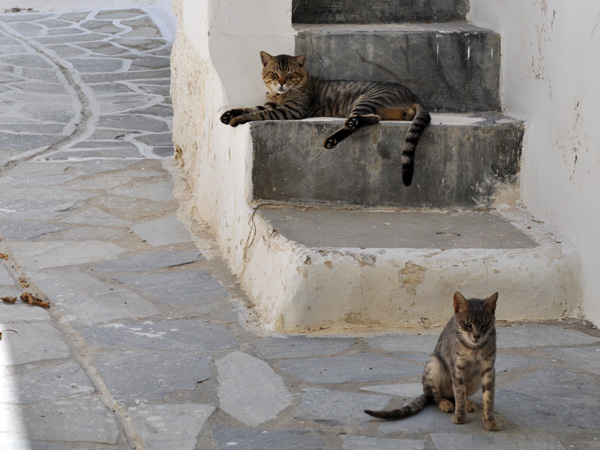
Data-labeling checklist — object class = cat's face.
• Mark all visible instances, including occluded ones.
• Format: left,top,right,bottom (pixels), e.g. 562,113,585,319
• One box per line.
453,292,498,347
260,51,308,95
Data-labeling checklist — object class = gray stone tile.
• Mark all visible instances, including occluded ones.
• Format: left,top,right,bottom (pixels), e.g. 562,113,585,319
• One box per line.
0,162,82,187
93,249,203,272
97,114,170,132
252,335,355,359
94,194,174,219
78,158,140,175
0,322,70,365
114,269,228,307
0,438,74,450
543,346,600,374
30,272,160,324
496,323,600,348
47,148,143,160
431,433,566,450
0,220,68,240
70,57,125,73
0,205,62,222
96,93,161,114
128,403,215,450
95,9,144,20
79,319,238,352
0,362,95,404
496,367,600,430
131,216,192,246
0,295,51,322
59,207,130,227
361,382,423,398
0,133,63,152
93,350,212,404
495,353,546,372
60,226,127,241
343,436,425,450
278,353,423,384
212,427,323,450
378,405,485,434
366,332,439,354
110,180,175,202
216,351,293,427
7,240,125,270
0,396,118,444
295,387,390,427
0,186,94,205
0,263,16,286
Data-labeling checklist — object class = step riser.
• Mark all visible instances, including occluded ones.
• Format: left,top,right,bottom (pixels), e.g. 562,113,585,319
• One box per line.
295,27,501,112
293,0,469,24
251,117,523,208
244,210,581,333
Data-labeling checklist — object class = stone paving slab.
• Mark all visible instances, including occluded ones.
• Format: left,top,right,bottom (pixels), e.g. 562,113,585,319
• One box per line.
93,349,212,404
1,7,600,450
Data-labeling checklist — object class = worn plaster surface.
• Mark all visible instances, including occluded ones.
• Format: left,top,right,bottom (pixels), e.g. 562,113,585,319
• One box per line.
1,6,599,450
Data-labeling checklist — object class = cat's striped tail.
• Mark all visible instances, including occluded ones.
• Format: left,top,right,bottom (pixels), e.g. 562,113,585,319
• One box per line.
401,104,430,187
364,394,430,420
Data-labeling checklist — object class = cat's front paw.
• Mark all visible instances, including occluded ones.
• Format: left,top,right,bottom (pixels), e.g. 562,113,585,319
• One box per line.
323,136,338,149
437,399,455,413
484,419,501,431
220,110,234,125
451,414,467,425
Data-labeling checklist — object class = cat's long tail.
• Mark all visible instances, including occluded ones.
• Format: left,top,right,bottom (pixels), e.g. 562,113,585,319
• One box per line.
364,394,431,420
401,104,431,187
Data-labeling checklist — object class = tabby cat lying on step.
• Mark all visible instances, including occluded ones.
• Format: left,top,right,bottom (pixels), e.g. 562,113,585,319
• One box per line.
365,292,501,431
220,52,430,186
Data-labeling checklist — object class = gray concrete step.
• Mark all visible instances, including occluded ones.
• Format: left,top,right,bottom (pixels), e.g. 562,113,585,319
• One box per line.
295,23,501,112
251,113,523,208
292,0,468,24
250,205,579,332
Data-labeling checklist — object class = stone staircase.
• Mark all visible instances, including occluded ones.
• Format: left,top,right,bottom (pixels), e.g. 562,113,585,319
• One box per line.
173,0,580,333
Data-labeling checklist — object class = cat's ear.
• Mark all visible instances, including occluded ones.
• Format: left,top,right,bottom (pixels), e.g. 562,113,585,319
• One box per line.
260,51,275,67
294,54,307,67
453,292,468,313
484,292,499,313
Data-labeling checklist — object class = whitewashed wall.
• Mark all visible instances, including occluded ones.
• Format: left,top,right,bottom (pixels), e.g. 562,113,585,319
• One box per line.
469,0,600,325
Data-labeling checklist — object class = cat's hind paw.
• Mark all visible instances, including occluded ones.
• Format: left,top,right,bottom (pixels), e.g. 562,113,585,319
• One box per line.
437,399,455,413
466,400,477,412
323,137,338,149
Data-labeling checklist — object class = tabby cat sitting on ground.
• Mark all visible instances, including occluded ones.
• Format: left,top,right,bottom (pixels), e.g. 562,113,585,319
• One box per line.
365,292,501,431
220,52,430,186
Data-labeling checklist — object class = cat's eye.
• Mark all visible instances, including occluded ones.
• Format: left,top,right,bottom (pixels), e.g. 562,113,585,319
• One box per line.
462,321,472,328
269,72,278,79
481,322,490,328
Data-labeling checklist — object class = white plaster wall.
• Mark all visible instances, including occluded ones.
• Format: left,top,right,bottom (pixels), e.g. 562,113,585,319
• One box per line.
469,1,600,325
170,0,294,282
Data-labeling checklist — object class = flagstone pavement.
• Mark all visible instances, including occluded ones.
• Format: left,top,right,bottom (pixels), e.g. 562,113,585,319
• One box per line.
0,7,599,450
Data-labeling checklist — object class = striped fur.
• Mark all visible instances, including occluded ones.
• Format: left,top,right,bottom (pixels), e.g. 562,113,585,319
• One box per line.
365,292,501,431
220,52,430,186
